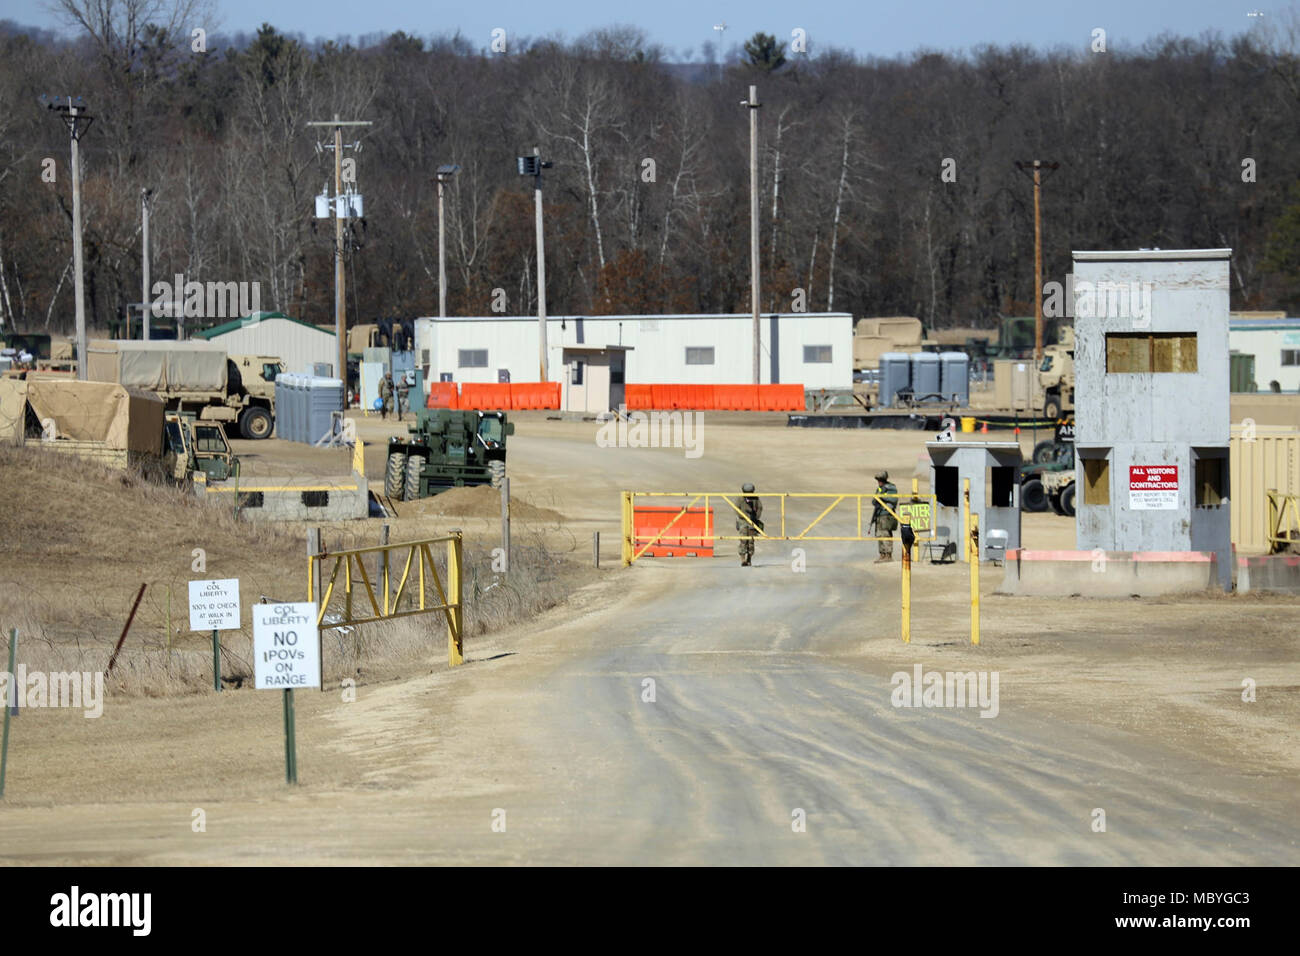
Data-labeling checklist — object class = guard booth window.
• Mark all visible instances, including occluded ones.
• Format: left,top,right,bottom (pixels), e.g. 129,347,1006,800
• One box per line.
1081,452,1110,506
988,466,1015,507
1194,450,1227,507
933,465,959,507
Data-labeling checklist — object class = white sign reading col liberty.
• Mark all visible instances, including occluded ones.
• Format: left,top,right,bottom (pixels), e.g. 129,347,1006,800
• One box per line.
252,603,320,690
188,579,241,631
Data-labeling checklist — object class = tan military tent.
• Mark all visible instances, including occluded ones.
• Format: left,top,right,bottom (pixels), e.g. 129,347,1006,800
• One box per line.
0,379,163,454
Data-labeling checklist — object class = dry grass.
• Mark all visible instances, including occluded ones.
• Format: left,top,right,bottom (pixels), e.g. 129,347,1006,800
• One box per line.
0,444,587,697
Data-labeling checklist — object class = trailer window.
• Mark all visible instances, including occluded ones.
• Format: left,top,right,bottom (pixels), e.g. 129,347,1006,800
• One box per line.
458,349,488,368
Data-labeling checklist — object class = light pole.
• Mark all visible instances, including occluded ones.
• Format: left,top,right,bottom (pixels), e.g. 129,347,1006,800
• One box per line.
742,85,761,384
436,164,460,318
518,149,553,381
46,96,92,377
141,187,153,341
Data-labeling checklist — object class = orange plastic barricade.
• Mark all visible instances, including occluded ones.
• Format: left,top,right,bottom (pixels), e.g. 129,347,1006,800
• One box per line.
633,505,715,557
426,382,459,409
459,383,512,409
624,384,653,410
714,384,758,410
690,385,715,410
756,384,805,411
509,382,561,409
650,384,674,410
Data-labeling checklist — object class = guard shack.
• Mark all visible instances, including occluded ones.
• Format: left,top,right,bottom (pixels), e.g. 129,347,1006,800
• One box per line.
1072,249,1232,590
927,441,1023,561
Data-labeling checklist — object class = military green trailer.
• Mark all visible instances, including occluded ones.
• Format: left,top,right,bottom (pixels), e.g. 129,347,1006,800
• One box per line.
384,408,513,501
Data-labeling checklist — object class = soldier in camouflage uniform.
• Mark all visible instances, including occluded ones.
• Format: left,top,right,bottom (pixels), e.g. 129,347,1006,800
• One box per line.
871,470,899,562
736,482,763,567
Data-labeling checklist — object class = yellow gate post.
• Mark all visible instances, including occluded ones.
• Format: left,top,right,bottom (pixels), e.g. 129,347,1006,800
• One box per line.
448,531,464,666
900,514,912,644
969,512,980,646
962,477,971,562
621,491,634,566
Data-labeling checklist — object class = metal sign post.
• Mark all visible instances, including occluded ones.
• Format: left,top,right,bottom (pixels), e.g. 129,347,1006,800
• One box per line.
0,628,16,798
253,602,320,785
189,579,241,692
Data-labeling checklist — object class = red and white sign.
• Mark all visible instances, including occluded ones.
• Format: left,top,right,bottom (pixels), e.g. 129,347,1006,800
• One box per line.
1129,465,1178,510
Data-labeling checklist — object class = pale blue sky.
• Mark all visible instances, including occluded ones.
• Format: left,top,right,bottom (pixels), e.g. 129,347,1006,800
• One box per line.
1,0,1272,58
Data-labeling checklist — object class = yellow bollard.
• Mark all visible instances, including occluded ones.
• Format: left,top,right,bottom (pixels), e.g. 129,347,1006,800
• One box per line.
970,513,980,646
962,477,971,563
621,491,634,567
900,515,912,643
448,532,464,666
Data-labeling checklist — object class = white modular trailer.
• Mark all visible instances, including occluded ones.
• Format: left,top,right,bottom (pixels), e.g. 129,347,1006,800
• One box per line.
1228,316,1300,392
412,313,853,389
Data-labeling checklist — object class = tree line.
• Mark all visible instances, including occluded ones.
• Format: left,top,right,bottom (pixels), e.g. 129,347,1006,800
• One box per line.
3,1,1300,340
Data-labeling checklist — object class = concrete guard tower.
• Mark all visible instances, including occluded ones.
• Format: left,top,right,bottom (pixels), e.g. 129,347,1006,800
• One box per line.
1072,249,1232,589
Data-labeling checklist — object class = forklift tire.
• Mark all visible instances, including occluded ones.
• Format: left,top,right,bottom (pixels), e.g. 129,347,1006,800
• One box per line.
405,454,426,501
1021,478,1048,512
385,452,407,500
1031,440,1058,464
1061,482,1077,517
1048,489,1065,515
239,405,273,440
489,460,506,489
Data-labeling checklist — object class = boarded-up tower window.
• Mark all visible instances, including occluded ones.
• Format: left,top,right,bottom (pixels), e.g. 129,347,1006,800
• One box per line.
1106,333,1198,372
1082,455,1110,506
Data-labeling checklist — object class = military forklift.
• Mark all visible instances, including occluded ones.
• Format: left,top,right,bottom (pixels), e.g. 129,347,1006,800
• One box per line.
384,408,513,501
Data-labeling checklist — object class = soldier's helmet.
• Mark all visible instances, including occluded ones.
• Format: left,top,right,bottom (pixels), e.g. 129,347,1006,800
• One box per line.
875,470,889,482
741,482,755,493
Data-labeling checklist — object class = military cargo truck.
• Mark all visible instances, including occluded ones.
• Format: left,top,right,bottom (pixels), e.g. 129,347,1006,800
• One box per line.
86,340,281,439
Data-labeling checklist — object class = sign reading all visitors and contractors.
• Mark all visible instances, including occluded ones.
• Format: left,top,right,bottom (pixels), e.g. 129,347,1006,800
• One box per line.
1129,465,1178,510
252,602,320,690
188,579,241,631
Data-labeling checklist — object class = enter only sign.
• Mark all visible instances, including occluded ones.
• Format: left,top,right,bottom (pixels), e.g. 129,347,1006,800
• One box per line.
252,603,321,690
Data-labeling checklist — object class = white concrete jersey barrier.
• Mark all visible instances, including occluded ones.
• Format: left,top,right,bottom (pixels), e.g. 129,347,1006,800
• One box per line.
996,549,1221,597
1235,553,1300,594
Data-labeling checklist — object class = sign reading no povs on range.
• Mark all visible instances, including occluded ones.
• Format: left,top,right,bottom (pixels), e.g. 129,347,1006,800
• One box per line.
188,579,241,631
253,602,321,690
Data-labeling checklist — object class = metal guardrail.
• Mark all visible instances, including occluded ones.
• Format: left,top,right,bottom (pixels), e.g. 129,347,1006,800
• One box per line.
621,490,937,566
308,531,465,666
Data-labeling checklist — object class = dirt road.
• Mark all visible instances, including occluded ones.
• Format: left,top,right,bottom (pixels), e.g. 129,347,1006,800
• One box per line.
3,420,1297,864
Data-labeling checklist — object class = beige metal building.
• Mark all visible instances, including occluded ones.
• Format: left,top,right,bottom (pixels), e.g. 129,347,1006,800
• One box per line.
1230,423,1300,553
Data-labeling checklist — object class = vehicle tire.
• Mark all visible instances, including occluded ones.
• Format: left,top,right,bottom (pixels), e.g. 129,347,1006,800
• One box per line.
385,452,407,499
1032,440,1057,464
1044,395,1061,421
488,460,506,489
1061,482,1076,517
239,405,273,440
1021,478,1048,512
405,454,426,501
1048,489,1065,515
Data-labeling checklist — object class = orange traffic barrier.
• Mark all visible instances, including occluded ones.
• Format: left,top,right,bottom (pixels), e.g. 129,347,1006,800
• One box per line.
459,382,512,409
714,384,758,410
756,384,805,411
510,381,561,409
426,382,459,409
633,505,715,557
624,384,653,410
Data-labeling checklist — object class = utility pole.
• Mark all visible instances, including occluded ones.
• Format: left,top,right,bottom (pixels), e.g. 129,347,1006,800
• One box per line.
743,85,761,384
1015,160,1059,362
307,115,370,384
517,149,553,381
46,97,93,378
436,165,460,318
141,188,152,341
